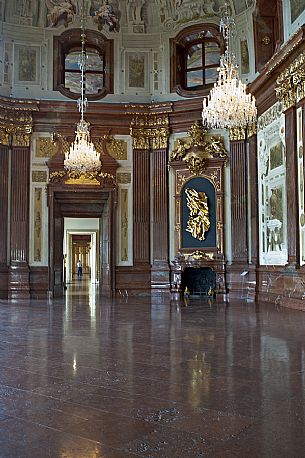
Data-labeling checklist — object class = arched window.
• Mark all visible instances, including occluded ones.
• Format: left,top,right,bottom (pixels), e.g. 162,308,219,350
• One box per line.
171,24,224,98
54,29,113,100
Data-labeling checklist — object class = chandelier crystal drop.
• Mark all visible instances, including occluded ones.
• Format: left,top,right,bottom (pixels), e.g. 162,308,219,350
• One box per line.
202,3,257,130
64,0,101,174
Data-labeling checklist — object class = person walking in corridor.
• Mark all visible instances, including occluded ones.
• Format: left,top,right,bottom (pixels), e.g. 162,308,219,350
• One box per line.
77,259,82,279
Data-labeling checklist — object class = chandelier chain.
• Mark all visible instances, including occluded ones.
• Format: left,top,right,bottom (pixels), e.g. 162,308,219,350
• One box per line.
64,0,101,174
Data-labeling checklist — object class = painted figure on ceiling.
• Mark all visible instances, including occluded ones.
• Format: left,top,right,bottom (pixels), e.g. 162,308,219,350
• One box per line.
91,0,119,32
45,0,76,27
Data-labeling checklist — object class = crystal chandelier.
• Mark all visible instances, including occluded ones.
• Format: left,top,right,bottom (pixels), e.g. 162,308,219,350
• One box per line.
64,0,101,174
202,3,257,130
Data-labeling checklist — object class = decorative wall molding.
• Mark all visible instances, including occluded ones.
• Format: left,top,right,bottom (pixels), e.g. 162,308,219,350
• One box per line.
257,102,283,131
276,51,305,110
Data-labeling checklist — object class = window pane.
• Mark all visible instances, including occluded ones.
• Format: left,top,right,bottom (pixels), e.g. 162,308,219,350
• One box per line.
65,71,81,93
205,67,218,84
65,52,81,71
85,73,104,94
65,49,103,72
187,70,203,88
205,42,220,66
187,44,202,69
86,50,104,71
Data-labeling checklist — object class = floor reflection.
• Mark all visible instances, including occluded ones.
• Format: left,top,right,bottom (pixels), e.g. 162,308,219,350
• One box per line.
0,294,305,456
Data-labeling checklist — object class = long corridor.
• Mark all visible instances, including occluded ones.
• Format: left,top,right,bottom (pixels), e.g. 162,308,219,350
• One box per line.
0,289,305,457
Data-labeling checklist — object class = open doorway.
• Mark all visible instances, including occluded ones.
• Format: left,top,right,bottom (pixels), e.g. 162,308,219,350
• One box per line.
63,217,99,285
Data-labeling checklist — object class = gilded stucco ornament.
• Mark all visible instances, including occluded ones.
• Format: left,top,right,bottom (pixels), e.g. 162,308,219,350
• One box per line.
185,188,210,241
49,170,116,186
276,52,305,110
0,97,38,147
170,122,227,175
130,114,169,150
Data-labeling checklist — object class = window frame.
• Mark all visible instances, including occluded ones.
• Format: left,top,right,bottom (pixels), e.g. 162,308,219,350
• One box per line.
53,28,113,100
170,24,224,98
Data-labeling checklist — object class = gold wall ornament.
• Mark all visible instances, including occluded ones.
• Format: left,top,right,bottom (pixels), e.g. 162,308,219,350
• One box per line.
0,99,37,146
130,128,150,150
36,137,58,158
49,169,116,185
117,172,132,184
103,136,128,160
65,176,100,186
229,127,246,141
130,114,169,150
130,114,169,128
32,171,48,183
170,122,227,175
188,250,214,261
276,52,305,110
130,126,169,150
185,188,210,241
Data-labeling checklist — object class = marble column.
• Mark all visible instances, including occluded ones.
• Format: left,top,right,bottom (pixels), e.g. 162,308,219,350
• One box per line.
132,145,151,289
248,131,259,266
230,135,248,262
150,147,170,291
285,106,299,268
8,146,30,299
227,128,249,296
0,145,9,298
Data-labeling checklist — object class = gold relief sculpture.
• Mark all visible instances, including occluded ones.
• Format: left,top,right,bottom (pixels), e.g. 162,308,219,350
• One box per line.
34,188,42,262
170,122,227,175
103,135,128,160
130,114,169,150
130,126,169,150
32,171,47,183
229,127,246,141
49,170,116,186
130,114,169,128
117,172,132,184
130,129,150,150
276,52,305,110
189,250,214,261
0,99,37,146
185,188,210,241
65,176,101,186
151,127,169,150
36,137,58,158
121,189,129,262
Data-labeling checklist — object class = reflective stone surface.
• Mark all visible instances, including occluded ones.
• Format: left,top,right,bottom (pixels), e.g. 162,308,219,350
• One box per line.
1,282,305,457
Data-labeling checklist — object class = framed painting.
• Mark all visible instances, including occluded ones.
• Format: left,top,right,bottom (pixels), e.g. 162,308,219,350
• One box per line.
15,44,40,84
126,52,147,90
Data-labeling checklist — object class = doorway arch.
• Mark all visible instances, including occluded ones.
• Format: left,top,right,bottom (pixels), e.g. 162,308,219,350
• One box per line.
47,185,117,298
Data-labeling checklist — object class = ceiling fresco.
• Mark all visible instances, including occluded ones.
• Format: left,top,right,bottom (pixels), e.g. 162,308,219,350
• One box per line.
1,0,256,31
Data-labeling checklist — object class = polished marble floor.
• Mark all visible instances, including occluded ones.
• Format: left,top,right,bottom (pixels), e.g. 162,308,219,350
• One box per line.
1,282,305,457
